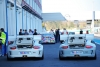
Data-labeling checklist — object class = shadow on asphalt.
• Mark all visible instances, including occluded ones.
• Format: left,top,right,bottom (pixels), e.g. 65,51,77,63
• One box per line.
57,57,96,61
6,58,43,61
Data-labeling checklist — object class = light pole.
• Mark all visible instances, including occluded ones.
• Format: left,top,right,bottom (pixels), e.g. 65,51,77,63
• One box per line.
91,0,95,34
14,0,17,36
65,14,70,22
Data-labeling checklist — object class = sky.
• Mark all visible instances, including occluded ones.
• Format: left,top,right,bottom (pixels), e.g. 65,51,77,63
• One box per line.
42,0,100,20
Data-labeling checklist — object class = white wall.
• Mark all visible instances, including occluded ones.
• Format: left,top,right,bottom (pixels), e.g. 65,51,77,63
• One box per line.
0,0,6,31
0,1,5,28
17,8,22,34
7,3,16,36
27,12,30,31
1,0,42,37
23,9,26,29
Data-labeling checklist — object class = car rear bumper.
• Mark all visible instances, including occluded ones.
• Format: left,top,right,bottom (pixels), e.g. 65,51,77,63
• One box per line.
59,49,96,57
7,50,43,58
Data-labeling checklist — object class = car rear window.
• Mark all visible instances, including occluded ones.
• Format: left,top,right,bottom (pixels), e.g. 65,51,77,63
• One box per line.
42,34,54,37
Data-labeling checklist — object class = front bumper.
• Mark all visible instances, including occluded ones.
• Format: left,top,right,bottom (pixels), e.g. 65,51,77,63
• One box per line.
7,50,43,58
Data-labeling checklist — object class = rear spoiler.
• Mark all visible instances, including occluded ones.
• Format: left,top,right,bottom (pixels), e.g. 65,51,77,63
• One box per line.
8,35,42,41
60,34,94,41
17,35,33,39
33,35,41,40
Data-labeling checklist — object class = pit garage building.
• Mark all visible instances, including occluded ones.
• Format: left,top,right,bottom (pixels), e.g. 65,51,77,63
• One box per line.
0,0,66,38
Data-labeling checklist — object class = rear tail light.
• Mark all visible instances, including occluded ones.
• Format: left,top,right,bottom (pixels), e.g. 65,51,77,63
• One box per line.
8,41,14,45
66,32,68,34
33,46,40,49
10,46,16,50
86,45,93,48
62,46,68,49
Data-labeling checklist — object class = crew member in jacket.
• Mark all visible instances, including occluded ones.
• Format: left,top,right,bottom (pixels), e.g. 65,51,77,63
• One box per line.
80,29,83,34
0,29,6,56
1,28,8,56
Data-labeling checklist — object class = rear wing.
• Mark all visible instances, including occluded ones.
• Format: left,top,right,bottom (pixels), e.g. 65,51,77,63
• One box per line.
33,35,41,40
17,35,33,38
60,34,94,41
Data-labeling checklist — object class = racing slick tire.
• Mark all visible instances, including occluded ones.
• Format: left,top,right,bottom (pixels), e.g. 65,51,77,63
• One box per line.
59,52,64,60
92,53,97,60
40,53,44,60
7,54,12,61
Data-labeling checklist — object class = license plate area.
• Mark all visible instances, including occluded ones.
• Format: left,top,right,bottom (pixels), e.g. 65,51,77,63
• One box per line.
72,50,83,54
20,51,29,54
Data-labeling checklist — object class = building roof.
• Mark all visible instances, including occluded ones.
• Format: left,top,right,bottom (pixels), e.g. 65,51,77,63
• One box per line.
42,13,67,21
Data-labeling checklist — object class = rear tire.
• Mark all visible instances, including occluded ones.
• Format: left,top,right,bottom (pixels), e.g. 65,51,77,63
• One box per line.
7,55,12,61
59,52,64,60
92,54,97,60
40,54,44,60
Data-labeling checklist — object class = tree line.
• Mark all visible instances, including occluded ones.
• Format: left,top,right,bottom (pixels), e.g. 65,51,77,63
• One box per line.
42,20,100,31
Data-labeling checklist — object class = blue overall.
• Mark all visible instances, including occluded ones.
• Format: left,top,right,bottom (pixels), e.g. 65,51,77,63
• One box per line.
4,32,8,55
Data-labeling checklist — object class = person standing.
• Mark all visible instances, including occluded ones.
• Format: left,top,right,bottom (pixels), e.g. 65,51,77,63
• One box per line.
55,29,57,43
80,29,83,34
63,28,68,35
22,29,25,35
55,29,60,43
49,29,54,34
58,29,60,42
1,28,8,56
19,29,23,35
24,30,29,35
33,29,38,35
0,29,6,56
29,29,33,35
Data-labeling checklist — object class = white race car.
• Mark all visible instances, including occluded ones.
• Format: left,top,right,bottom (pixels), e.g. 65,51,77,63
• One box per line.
41,33,55,44
7,35,44,60
59,34,96,60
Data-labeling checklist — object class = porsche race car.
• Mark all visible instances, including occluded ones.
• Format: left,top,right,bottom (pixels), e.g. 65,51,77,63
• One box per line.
7,35,44,60
59,34,96,60
41,33,55,44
